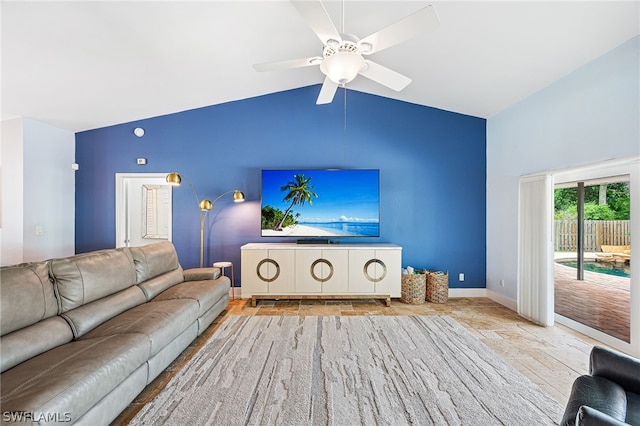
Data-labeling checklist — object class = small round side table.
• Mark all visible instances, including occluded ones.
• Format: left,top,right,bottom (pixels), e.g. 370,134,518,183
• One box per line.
213,261,234,300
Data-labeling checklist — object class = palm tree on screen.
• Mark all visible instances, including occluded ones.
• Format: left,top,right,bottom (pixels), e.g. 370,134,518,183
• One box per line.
274,174,318,230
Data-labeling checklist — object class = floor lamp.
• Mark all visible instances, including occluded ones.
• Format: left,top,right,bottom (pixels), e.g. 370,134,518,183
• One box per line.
166,172,245,268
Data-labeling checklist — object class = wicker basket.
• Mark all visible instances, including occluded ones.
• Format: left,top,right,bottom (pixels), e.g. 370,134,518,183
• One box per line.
426,271,448,304
401,273,426,304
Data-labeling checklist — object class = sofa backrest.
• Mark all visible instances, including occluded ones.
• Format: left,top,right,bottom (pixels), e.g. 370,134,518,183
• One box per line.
50,247,147,338
50,248,137,312
0,262,74,372
1,261,58,336
129,241,184,300
129,241,179,283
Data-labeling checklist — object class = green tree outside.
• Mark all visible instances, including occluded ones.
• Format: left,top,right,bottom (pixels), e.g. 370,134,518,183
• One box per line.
554,182,630,220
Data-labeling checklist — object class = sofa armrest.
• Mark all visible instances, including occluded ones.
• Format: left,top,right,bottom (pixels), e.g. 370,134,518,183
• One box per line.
590,346,640,394
576,406,630,426
183,267,221,281
561,375,627,426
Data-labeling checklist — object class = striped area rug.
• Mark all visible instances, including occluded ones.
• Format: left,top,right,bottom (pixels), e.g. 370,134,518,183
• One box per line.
131,315,563,425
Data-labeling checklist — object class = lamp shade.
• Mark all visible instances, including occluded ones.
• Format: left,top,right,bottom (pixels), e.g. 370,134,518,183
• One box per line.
320,52,365,85
233,190,245,202
166,172,182,185
199,199,213,211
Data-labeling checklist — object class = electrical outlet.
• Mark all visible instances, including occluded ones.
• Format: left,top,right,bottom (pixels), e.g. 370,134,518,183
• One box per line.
459,273,464,281
35,226,43,236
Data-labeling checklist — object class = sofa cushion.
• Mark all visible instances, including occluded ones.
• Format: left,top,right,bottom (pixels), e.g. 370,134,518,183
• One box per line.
80,299,199,356
74,365,148,426
0,333,150,424
1,261,58,336
61,286,147,338
129,241,180,284
153,277,230,317
195,296,230,336
1,316,73,373
50,248,137,313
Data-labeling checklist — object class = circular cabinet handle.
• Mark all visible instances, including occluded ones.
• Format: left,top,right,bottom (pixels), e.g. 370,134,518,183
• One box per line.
256,258,280,282
310,258,334,282
363,259,387,282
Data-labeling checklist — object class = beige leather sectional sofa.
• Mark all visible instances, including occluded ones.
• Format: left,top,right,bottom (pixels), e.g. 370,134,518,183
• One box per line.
0,241,230,425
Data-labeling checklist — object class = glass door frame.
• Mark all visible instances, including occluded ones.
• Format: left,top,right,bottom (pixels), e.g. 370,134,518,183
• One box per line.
552,156,638,357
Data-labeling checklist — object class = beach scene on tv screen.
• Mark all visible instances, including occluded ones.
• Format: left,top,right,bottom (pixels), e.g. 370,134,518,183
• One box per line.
261,169,380,237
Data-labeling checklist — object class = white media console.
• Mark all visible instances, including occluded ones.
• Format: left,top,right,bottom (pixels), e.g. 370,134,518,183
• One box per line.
241,243,402,306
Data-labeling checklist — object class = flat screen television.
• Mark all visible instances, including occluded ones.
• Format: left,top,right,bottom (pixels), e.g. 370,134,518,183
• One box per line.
261,169,380,238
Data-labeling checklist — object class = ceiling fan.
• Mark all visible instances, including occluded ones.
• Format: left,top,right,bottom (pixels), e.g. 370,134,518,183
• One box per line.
253,0,440,105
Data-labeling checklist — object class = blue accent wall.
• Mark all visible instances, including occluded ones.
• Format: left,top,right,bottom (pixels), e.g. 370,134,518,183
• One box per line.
76,86,486,288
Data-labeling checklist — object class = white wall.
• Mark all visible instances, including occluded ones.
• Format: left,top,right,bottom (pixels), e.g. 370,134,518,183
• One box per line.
1,118,25,265
486,35,640,305
22,118,75,261
0,118,75,265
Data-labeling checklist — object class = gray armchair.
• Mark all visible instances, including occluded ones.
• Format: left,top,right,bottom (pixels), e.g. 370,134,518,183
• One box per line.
561,346,640,426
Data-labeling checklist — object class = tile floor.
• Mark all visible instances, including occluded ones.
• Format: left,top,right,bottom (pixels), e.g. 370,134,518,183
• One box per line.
113,297,603,425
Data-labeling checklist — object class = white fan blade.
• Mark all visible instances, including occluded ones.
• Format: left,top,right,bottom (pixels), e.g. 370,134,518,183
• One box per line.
253,57,322,72
359,60,412,91
316,76,339,104
290,0,342,46
358,5,439,55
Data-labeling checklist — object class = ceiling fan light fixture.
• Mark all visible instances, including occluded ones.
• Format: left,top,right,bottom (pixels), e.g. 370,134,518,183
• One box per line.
320,52,365,85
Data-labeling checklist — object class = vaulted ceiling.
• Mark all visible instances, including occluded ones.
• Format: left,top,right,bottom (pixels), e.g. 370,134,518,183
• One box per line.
2,1,638,132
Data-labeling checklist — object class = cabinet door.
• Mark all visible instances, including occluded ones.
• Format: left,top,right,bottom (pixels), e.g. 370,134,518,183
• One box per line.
295,249,323,293
374,249,402,297
296,249,349,294
348,250,376,293
266,249,295,294
320,249,349,294
241,249,269,296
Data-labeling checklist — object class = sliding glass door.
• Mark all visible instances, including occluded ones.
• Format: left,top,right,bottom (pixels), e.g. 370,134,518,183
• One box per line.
554,175,631,343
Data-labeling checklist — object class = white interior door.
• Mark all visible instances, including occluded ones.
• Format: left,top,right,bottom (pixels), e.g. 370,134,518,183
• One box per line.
116,173,172,248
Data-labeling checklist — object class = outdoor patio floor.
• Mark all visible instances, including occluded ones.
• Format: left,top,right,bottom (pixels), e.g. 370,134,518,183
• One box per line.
554,261,630,342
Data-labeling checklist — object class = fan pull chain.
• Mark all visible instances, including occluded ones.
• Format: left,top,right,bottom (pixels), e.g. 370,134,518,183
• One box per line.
343,87,348,165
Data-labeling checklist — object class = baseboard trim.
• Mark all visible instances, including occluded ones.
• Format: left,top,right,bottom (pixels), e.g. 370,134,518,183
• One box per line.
447,288,517,312
230,287,241,300
448,288,487,298
486,290,517,311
